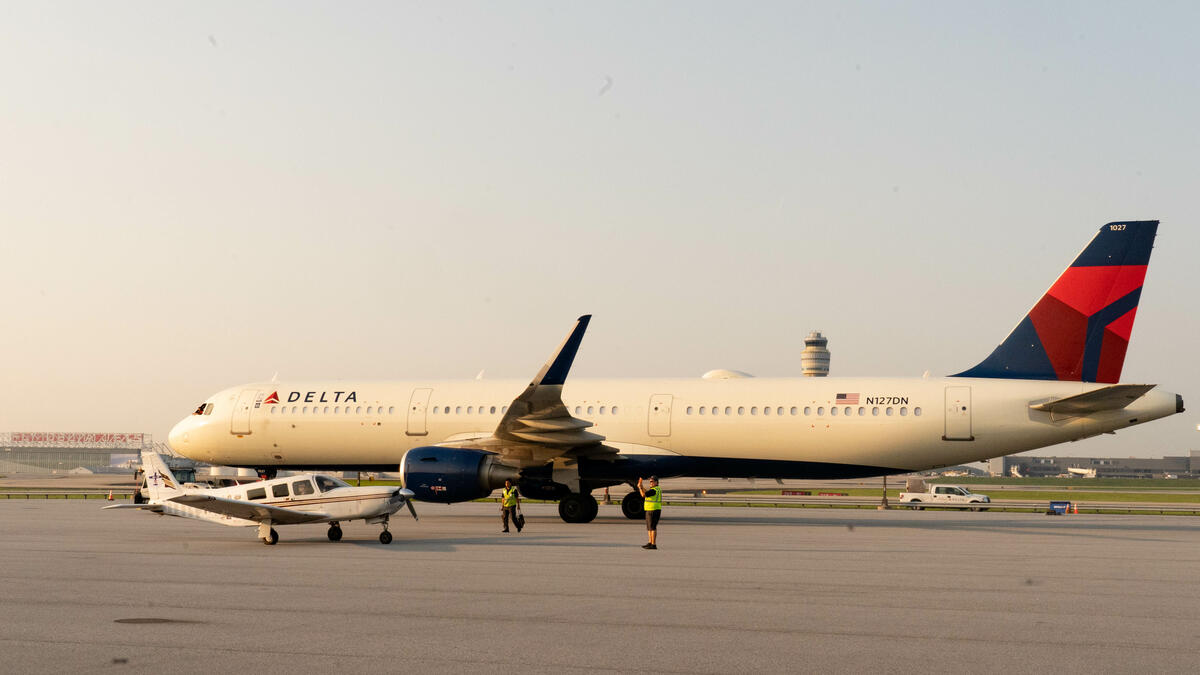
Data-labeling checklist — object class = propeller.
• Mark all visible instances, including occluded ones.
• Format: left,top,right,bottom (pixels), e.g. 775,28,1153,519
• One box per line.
392,487,418,521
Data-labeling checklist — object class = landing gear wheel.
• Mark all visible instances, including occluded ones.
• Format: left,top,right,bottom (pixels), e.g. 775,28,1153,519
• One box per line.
621,491,645,520
379,530,393,545
558,493,599,523
263,528,279,545
327,524,343,542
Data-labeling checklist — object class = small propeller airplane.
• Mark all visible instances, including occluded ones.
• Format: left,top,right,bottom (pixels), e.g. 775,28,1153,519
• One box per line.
105,450,417,545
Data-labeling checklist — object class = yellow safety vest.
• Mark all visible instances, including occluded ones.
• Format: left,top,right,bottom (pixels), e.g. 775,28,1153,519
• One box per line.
644,486,662,512
502,486,519,507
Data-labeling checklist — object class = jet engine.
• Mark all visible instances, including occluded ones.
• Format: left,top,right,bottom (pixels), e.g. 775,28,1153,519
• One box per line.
400,447,518,503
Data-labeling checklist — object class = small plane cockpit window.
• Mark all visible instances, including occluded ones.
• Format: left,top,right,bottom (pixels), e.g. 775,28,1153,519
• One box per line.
315,475,350,493
272,483,289,498
292,479,315,496
247,487,267,501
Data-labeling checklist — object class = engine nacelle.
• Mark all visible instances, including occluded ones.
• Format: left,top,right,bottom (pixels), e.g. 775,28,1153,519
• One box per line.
400,447,517,504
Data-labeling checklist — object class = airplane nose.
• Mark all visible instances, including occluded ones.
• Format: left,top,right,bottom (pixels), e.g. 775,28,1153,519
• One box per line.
168,418,190,451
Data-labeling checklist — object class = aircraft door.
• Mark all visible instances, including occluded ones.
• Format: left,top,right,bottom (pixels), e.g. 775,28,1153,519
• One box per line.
648,394,673,437
406,388,432,436
943,386,974,441
231,390,260,435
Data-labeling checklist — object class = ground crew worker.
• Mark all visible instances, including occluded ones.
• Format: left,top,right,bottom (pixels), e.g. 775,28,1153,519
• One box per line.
638,476,661,549
500,479,522,533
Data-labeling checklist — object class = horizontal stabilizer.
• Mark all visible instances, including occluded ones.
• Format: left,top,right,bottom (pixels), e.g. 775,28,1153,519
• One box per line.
1030,384,1156,417
169,494,329,524
102,503,163,512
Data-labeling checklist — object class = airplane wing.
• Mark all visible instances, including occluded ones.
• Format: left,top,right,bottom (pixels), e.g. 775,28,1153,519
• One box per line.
1031,384,1157,417
103,503,164,513
168,494,330,524
439,315,613,468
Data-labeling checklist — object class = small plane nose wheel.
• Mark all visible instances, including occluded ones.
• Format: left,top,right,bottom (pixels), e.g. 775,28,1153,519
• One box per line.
262,528,279,545
378,516,392,545
327,523,343,542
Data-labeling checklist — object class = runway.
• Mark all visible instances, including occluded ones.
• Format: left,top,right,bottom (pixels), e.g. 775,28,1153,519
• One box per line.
2,501,1198,673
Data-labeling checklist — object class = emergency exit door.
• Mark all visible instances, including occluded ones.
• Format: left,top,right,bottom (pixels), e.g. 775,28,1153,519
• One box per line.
943,386,974,441
648,394,673,437
231,389,259,435
407,388,432,436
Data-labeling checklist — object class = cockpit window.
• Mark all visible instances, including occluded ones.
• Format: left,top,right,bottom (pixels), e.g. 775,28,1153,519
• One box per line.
192,403,215,416
204,403,214,415
315,475,350,493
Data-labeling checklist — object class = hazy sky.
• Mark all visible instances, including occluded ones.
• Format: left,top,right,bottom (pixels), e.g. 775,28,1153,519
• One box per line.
1,1,1197,458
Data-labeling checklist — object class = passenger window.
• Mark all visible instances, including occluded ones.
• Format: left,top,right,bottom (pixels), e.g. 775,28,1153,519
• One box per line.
292,480,315,496
588,406,595,415
467,406,474,414
777,407,784,416
247,487,266,501
914,407,922,416
790,407,797,416
711,407,718,416
762,407,770,416
900,407,908,416
600,406,607,415
302,406,308,414
698,407,705,415
272,483,289,498
845,406,852,416
431,406,438,415
502,406,508,413
270,406,277,414
817,407,825,416
686,406,694,415
356,406,363,414
751,407,758,415
389,406,396,414
738,406,745,415
886,407,894,416
611,406,619,415
490,406,496,414
367,406,374,414
872,407,880,416
858,407,865,416
456,406,462,414
724,407,732,415
830,407,838,416
324,406,330,414
291,406,298,414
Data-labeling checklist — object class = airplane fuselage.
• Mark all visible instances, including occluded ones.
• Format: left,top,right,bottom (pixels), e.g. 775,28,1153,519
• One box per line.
170,376,1181,480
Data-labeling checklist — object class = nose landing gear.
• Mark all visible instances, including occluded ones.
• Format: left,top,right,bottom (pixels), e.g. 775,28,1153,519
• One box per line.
378,515,393,544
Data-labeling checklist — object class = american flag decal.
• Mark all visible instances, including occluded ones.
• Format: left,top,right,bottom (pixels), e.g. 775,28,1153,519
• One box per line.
835,393,860,405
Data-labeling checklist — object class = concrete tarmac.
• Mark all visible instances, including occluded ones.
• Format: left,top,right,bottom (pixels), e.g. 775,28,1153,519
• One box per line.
2,501,1198,674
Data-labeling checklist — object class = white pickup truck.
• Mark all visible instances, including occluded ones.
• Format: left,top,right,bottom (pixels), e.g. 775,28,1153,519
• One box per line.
899,484,991,511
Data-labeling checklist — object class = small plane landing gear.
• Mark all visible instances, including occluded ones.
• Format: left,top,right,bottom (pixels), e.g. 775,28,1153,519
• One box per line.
558,493,599,523
377,515,393,544
262,528,279,545
327,523,343,542
621,490,645,520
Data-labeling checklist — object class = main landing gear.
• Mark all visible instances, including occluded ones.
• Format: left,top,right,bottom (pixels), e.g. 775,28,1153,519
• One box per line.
327,523,343,542
558,493,599,523
621,490,645,520
261,527,279,546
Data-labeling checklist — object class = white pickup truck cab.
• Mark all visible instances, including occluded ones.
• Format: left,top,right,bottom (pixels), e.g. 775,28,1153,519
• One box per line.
899,484,990,511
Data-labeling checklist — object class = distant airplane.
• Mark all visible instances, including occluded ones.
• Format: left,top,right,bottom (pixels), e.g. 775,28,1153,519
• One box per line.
106,450,416,545
169,220,1183,523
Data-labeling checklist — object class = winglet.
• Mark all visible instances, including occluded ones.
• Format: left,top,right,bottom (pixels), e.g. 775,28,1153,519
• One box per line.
531,315,591,386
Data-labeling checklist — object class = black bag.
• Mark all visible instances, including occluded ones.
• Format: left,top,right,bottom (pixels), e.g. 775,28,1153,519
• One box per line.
514,508,525,530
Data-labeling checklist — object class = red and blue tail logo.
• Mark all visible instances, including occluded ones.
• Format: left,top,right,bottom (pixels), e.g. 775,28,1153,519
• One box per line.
954,220,1158,383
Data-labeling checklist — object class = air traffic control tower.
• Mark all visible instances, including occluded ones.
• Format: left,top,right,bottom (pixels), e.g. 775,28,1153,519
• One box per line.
801,330,830,377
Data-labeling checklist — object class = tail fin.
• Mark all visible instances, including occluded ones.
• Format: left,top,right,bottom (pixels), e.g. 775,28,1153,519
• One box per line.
954,220,1158,383
140,450,184,501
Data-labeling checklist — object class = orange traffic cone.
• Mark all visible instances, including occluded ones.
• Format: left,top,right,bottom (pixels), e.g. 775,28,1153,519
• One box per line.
106,490,113,501
1072,502,1078,514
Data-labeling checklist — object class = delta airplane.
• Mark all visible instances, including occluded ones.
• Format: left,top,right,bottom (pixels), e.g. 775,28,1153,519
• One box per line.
106,450,417,544
169,220,1183,523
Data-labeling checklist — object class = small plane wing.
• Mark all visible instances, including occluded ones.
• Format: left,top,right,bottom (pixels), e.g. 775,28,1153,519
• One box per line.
1031,384,1156,417
103,503,164,513
168,494,330,524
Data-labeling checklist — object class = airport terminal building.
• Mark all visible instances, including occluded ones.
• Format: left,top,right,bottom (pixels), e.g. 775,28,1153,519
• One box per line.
0,432,156,475
989,450,1200,479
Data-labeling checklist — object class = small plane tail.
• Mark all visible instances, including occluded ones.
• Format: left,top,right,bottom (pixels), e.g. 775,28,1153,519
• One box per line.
140,450,184,502
954,220,1158,383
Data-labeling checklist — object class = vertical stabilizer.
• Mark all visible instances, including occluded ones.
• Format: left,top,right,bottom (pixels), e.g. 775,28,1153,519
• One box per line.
954,220,1158,383
140,450,184,502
